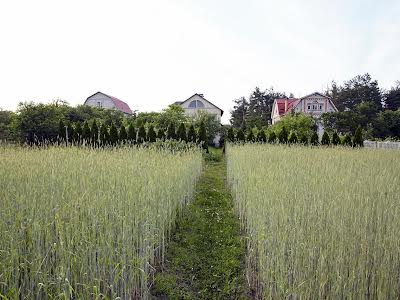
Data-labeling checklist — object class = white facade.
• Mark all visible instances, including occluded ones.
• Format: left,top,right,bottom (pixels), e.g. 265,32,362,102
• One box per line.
293,93,337,117
85,93,116,110
175,94,223,122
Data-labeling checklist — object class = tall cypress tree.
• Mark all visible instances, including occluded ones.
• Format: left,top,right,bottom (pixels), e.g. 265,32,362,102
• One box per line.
321,131,330,145
58,120,66,143
82,121,91,145
198,121,208,150
247,130,255,142
119,124,127,144
268,131,277,143
147,125,157,142
137,125,146,144
177,123,187,142
278,126,288,144
227,127,235,142
109,123,119,146
67,123,74,145
299,133,308,145
187,124,196,143
331,131,341,145
342,134,352,146
236,128,245,142
288,131,298,144
74,122,83,145
353,126,364,147
127,123,136,144
99,123,109,146
167,123,176,140
91,120,99,146
310,131,319,146
157,128,165,141
257,130,267,143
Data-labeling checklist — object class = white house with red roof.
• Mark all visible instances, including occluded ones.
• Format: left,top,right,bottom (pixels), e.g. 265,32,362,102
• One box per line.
271,92,338,125
84,92,133,116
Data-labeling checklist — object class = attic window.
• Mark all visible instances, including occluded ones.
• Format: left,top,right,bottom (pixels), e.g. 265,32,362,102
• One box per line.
97,101,102,108
188,100,205,108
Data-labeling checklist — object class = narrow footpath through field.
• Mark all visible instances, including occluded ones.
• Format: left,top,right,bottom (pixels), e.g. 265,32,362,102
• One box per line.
151,148,249,299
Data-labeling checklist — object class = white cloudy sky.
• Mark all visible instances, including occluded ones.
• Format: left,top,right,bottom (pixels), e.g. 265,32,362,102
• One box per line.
0,0,399,123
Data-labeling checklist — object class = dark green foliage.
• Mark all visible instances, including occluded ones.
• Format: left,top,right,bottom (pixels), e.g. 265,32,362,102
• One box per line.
109,123,119,146
119,124,127,143
331,131,341,145
385,82,400,110
166,123,176,140
310,131,319,145
342,134,352,146
278,126,288,143
67,123,74,144
353,126,364,147
257,130,267,143
321,131,330,145
157,128,165,141
58,120,66,141
299,133,308,145
91,120,99,145
82,121,91,144
236,129,245,142
268,131,277,143
137,125,146,144
177,123,187,142
198,121,208,150
246,130,255,142
288,131,298,144
127,123,136,143
227,127,235,142
99,123,109,146
187,124,197,143
147,125,157,143
73,122,82,144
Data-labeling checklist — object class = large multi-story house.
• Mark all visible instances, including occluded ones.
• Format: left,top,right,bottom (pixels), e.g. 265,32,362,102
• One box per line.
84,91,133,116
271,92,338,124
173,93,224,122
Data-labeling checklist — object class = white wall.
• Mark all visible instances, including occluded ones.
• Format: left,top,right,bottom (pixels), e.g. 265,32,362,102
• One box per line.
85,93,115,110
180,95,222,122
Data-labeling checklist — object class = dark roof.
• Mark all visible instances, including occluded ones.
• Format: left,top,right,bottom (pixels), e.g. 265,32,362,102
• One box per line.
85,92,133,114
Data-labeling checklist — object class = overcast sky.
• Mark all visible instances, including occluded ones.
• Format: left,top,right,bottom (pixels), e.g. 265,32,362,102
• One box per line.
0,0,399,123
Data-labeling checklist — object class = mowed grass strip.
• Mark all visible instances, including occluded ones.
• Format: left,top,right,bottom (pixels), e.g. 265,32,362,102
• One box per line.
152,148,248,300
227,144,400,299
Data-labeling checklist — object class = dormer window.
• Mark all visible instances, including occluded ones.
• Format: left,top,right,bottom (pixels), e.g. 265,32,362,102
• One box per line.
188,100,205,108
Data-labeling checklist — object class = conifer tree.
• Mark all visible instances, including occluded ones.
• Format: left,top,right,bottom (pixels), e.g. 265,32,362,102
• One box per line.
73,122,83,145
127,123,136,144
236,128,245,142
342,134,352,146
247,130,255,142
67,123,74,145
137,125,146,144
157,128,165,141
331,131,341,145
109,123,119,146
167,123,176,140
288,131,298,144
321,131,330,145
299,133,308,145
278,126,288,143
187,124,197,143
82,121,91,144
177,123,187,142
257,130,267,143
119,124,127,144
91,120,99,145
310,131,319,146
198,121,208,150
353,126,364,147
147,125,157,142
268,131,277,143
99,123,109,146
227,127,235,142
58,120,66,142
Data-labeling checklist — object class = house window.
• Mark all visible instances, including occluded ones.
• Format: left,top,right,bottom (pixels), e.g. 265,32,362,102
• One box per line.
188,100,205,108
307,105,311,110
97,101,102,108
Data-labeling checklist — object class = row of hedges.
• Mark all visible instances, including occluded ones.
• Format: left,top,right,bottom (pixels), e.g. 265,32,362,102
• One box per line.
226,126,364,147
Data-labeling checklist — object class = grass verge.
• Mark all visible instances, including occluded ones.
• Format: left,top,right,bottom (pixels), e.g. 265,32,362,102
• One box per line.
151,148,248,299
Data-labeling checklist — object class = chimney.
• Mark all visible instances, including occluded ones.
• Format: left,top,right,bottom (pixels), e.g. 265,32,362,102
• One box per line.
198,93,204,97
284,98,288,112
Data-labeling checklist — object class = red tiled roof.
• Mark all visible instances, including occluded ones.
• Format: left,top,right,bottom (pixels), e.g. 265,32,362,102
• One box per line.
275,98,299,116
107,95,133,114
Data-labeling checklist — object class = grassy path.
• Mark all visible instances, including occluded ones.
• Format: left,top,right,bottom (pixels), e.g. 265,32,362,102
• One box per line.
151,149,248,299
